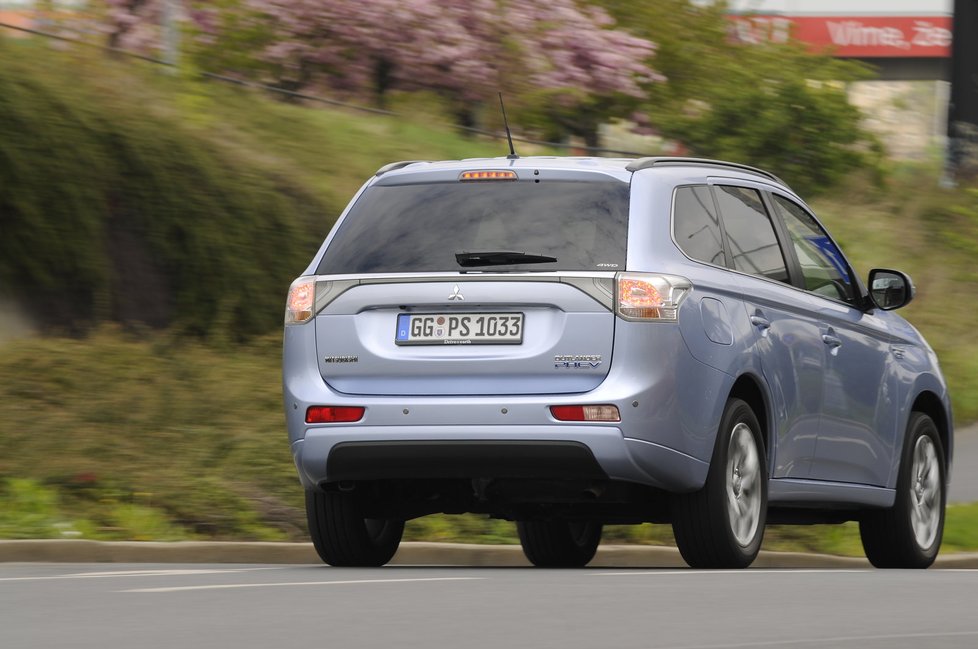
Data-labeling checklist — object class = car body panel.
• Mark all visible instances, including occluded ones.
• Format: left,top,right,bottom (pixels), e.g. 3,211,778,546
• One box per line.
737,273,825,480
810,300,899,486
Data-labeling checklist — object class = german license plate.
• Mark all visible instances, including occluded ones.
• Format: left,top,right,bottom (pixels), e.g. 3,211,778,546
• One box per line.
395,313,524,345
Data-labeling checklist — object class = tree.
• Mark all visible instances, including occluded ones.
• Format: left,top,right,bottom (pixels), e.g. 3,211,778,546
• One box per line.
595,0,878,194
91,0,661,141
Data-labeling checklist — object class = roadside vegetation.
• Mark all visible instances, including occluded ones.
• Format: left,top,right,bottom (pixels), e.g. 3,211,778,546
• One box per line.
2,326,977,552
1,22,977,551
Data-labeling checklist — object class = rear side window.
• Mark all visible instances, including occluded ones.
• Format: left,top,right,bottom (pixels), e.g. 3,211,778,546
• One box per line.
771,195,855,303
673,186,725,266
714,186,789,283
317,180,629,274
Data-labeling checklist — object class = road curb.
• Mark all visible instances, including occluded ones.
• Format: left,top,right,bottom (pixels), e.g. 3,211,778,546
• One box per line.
1,540,976,568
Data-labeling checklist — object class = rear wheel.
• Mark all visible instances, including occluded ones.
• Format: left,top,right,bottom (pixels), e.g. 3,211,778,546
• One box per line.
672,398,767,569
517,520,603,567
860,412,945,569
305,489,404,567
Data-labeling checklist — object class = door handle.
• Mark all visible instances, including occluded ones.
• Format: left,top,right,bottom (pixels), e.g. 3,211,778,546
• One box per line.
822,334,842,352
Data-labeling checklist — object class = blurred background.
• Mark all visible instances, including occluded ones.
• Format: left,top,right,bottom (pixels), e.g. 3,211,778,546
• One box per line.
1,0,976,553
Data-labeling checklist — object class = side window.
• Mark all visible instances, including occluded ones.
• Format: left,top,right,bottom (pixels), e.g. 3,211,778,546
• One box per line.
713,185,789,283
673,186,725,266
771,195,855,303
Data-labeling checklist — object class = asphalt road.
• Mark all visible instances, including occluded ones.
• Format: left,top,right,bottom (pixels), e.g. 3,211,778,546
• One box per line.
3,563,977,649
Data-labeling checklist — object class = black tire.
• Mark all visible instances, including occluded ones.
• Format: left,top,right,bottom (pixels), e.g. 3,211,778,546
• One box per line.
305,489,404,567
517,520,603,567
860,412,946,569
671,398,767,569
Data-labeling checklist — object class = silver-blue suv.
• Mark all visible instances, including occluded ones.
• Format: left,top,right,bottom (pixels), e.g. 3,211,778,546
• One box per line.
283,156,952,569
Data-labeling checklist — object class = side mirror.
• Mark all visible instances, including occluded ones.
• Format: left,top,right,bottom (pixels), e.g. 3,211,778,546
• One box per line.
868,268,915,311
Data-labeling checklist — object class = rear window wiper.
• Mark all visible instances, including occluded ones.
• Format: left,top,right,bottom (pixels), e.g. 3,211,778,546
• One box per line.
455,251,558,267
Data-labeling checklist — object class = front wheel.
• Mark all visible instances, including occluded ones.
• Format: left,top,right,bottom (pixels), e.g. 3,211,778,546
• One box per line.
860,412,945,569
517,520,602,567
672,398,767,569
305,489,404,567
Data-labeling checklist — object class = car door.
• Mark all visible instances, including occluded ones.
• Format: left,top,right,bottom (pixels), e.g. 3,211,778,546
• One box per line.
769,193,898,486
711,183,825,480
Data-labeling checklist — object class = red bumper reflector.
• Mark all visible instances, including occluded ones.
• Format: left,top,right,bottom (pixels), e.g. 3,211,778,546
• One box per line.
549,405,620,422
306,406,365,424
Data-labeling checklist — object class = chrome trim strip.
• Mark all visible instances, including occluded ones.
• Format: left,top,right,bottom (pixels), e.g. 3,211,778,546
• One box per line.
311,272,618,314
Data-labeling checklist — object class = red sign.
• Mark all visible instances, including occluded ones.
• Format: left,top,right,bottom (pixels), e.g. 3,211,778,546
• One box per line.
729,15,952,58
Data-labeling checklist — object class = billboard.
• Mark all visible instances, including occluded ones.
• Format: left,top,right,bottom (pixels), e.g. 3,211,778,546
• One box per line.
729,15,952,58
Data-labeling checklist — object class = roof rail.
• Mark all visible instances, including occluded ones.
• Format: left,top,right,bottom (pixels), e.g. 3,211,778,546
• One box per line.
375,160,427,176
625,157,787,187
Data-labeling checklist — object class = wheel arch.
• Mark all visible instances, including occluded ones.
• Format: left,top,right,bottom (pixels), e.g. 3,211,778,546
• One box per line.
910,390,952,473
728,373,771,471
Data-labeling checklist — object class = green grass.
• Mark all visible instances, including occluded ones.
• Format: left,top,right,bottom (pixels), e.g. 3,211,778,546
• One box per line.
413,505,978,555
0,328,300,541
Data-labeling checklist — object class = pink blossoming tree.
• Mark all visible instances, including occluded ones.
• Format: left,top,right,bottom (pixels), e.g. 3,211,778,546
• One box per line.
97,0,661,144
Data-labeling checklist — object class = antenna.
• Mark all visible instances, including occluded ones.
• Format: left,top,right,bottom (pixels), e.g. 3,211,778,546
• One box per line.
498,92,519,160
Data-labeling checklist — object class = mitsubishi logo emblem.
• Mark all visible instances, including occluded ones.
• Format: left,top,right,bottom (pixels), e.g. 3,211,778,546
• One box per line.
448,284,465,301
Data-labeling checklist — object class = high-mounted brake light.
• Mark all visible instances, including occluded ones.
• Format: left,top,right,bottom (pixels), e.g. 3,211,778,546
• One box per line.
306,406,365,424
615,273,692,322
285,277,316,325
550,405,621,422
459,170,518,181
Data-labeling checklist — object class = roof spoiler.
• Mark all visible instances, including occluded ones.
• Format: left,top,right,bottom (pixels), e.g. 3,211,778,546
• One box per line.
375,160,428,176
625,157,787,187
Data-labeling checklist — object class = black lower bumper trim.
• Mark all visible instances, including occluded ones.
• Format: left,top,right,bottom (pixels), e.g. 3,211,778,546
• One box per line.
325,440,608,482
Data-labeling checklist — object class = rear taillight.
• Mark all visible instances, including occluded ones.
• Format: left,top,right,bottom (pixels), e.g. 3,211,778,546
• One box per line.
305,406,365,424
550,405,621,422
285,277,316,325
615,273,691,322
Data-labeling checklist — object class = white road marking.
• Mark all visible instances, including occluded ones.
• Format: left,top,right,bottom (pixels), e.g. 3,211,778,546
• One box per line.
591,569,873,576
655,630,978,649
67,568,283,577
0,567,284,582
123,576,485,593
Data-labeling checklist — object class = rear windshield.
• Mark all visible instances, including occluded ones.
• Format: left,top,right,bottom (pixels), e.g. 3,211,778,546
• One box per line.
316,179,629,274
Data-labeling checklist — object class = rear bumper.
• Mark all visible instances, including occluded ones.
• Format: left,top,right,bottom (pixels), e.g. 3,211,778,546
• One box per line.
284,315,730,495
292,426,709,493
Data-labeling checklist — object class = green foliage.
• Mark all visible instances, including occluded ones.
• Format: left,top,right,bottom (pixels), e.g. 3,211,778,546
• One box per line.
0,40,325,340
516,88,643,149
595,0,878,195
0,328,303,541
945,188,978,261
405,515,518,545
943,503,978,552
0,479,65,539
101,503,193,542
0,478,192,541
675,71,871,194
